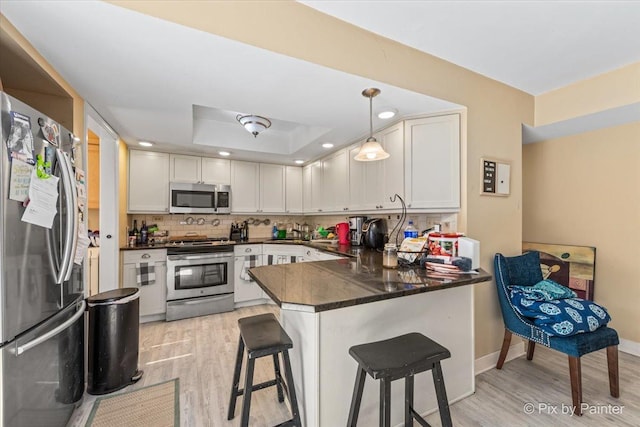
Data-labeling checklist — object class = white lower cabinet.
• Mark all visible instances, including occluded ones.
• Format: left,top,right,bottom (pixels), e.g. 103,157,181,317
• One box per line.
234,245,267,305
121,249,167,322
301,247,344,262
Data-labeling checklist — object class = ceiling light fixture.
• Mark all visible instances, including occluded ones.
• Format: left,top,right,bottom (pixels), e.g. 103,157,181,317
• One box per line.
354,88,390,162
377,108,397,119
322,143,334,149
138,141,153,147
294,159,304,164
236,114,271,137
219,151,231,157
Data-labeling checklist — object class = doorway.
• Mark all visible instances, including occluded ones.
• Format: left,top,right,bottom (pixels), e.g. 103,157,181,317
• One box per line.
85,104,119,293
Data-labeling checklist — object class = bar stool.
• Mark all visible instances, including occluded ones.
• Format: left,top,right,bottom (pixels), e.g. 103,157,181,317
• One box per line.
347,332,453,427
227,313,301,427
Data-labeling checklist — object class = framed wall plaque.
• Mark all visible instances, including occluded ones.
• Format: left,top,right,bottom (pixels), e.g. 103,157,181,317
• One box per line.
480,157,511,196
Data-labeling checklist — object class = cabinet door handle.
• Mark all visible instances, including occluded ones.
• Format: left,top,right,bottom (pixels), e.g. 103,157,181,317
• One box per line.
245,248,251,253
142,253,151,259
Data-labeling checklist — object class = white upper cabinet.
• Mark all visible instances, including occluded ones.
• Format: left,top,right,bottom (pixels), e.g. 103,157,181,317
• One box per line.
169,154,201,183
302,164,312,213
201,157,231,184
348,144,367,211
379,122,404,209
230,161,286,213
128,150,170,213
230,161,260,212
285,166,303,213
170,154,230,184
309,161,324,213
322,149,349,212
302,161,323,213
404,114,460,210
259,163,286,213
347,122,402,212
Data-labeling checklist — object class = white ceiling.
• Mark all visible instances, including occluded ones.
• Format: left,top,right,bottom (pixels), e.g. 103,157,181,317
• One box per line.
302,1,640,95
2,1,639,163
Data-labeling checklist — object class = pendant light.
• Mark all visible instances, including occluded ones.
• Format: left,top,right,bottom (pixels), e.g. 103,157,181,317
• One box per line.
354,88,390,162
236,114,271,137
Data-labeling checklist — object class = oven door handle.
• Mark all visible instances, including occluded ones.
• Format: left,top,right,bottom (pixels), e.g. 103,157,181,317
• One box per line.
167,253,232,261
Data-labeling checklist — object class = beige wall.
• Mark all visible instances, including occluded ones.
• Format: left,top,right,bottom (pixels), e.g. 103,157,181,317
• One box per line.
535,62,640,126
523,121,640,342
110,1,533,358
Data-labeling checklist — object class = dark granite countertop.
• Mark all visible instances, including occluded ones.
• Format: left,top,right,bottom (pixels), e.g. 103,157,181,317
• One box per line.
248,247,492,312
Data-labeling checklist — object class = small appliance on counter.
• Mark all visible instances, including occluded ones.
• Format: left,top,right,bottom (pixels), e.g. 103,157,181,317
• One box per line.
335,222,350,245
348,216,367,246
230,221,249,241
362,218,388,250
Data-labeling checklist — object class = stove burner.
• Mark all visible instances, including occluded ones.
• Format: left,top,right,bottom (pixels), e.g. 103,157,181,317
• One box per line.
167,238,235,247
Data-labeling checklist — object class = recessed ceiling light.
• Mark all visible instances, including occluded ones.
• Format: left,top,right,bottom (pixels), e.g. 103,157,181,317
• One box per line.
322,143,334,149
219,151,231,157
377,108,397,119
138,141,153,147
294,159,304,164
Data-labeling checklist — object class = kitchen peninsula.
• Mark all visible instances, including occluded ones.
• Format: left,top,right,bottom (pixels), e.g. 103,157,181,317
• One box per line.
249,246,491,427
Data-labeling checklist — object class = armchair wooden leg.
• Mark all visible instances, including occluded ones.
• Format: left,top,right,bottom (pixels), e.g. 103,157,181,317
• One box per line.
526,341,535,361
607,345,620,398
568,356,582,416
496,329,512,369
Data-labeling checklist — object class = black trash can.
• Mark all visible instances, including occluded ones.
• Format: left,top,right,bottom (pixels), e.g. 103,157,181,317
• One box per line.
87,288,143,395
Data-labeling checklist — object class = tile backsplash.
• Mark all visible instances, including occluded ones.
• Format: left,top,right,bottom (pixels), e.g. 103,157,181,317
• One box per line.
128,212,458,242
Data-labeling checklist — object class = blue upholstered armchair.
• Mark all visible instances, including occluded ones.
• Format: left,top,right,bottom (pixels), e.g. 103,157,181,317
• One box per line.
494,252,619,416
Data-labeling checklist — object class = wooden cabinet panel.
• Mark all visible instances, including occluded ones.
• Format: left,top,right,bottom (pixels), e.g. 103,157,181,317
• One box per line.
88,142,100,209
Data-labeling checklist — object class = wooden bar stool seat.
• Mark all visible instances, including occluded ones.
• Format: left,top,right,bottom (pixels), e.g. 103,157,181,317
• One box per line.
227,313,301,427
347,332,453,427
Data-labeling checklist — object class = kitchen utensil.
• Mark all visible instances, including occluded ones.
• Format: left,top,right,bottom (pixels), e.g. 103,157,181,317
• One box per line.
335,222,350,245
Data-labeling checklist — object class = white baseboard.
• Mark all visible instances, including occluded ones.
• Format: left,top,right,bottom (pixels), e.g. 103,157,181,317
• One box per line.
475,340,526,375
619,338,640,357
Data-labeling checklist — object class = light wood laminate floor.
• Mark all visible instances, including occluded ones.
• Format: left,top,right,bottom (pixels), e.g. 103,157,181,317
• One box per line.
69,305,639,426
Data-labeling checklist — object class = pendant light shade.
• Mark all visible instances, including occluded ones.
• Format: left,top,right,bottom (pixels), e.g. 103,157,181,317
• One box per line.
236,114,271,137
354,88,390,162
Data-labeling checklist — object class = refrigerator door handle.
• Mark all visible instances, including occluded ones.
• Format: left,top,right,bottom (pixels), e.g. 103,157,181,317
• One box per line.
56,150,79,284
8,300,86,356
62,151,80,282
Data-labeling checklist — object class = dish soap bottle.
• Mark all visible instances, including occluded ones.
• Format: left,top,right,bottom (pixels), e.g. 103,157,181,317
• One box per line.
272,223,278,239
404,220,418,239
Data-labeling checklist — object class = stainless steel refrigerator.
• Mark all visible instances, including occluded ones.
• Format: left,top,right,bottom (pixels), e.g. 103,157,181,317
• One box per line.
0,92,85,426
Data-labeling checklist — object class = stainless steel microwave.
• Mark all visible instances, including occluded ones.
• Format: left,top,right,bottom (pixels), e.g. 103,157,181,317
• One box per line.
169,182,231,214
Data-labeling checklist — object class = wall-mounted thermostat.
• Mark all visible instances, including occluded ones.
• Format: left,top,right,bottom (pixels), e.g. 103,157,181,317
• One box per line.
480,158,510,196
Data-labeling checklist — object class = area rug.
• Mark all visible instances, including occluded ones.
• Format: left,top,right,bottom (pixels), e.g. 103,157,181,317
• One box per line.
86,378,179,427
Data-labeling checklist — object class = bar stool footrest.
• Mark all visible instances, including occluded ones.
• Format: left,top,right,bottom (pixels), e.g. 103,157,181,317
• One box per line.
409,406,431,427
